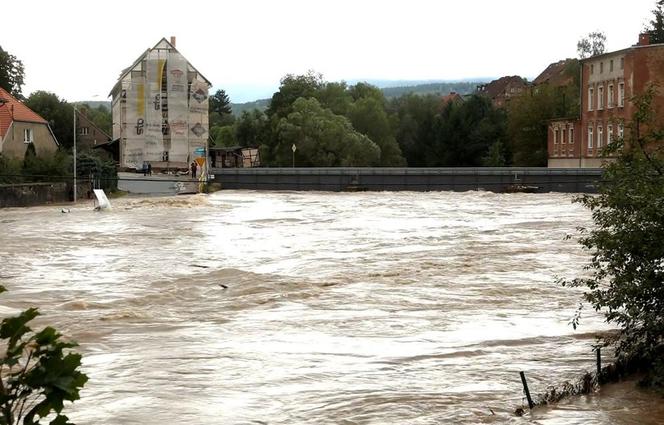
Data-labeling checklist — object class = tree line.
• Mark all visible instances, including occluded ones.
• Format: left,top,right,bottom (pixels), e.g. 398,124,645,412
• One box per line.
209,68,579,168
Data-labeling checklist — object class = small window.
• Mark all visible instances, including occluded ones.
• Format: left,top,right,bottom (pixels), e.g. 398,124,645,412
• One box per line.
554,128,559,144
588,87,594,111
588,126,594,149
598,86,604,110
79,127,89,135
618,124,624,139
597,126,603,148
569,128,574,144
23,128,33,144
561,127,566,144
620,57,624,69
610,60,614,72
590,64,594,74
608,125,613,144
600,62,604,73
608,84,614,108
618,83,625,107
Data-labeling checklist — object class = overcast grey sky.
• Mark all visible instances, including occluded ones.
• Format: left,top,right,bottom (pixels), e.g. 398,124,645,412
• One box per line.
2,0,657,103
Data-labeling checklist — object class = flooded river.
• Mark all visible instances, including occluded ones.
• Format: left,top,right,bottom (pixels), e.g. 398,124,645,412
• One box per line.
0,191,661,424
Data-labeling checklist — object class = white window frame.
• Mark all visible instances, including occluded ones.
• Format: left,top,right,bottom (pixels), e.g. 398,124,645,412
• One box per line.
597,126,603,149
608,124,613,144
79,127,89,136
588,126,594,149
554,128,559,144
608,84,614,108
618,83,625,107
588,87,594,111
561,126,566,144
569,128,574,144
23,128,33,144
618,124,624,139
598,85,604,110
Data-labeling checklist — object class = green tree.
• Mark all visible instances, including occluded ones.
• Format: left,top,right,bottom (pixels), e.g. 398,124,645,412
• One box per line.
0,286,88,425
209,89,234,128
389,93,441,166
235,109,268,148
433,95,507,167
24,92,74,150
564,86,664,387
267,71,324,119
348,97,405,166
507,82,579,166
210,125,236,147
648,0,664,44
274,98,380,167
0,46,25,99
577,31,607,59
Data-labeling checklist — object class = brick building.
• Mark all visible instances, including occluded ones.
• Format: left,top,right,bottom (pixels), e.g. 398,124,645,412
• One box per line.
476,76,528,108
548,34,664,167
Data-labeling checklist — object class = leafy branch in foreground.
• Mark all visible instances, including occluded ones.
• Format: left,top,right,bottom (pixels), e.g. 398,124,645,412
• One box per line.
562,85,664,388
0,285,87,425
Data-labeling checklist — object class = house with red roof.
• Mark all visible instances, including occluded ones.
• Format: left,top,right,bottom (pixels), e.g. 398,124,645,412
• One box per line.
0,87,59,159
476,76,528,108
441,91,465,106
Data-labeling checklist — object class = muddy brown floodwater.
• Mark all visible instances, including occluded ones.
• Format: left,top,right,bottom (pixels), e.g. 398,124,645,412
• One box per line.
0,191,661,424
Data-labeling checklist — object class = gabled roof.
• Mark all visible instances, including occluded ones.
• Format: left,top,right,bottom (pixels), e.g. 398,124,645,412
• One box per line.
441,92,464,105
109,37,212,97
533,59,576,86
76,109,112,141
0,87,49,138
477,76,527,99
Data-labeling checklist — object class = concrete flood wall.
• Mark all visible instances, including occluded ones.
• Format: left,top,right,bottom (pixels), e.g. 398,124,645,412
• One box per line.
0,182,83,207
117,172,199,195
211,168,603,193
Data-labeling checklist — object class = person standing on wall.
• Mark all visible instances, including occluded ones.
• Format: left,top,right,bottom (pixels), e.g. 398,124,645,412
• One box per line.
191,161,197,179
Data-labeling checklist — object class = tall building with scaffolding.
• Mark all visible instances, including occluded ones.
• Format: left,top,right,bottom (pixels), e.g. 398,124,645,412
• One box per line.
110,37,211,171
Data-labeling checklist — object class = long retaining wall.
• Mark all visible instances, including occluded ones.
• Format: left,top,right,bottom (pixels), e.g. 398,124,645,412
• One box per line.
211,167,603,193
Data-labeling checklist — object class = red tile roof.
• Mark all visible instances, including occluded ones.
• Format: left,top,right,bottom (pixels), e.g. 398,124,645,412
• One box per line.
0,87,48,138
441,92,464,105
533,59,576,86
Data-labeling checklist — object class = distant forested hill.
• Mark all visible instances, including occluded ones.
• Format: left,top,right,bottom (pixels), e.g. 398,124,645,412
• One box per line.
230,80,488,115
380,81,483,98
230,98,271,115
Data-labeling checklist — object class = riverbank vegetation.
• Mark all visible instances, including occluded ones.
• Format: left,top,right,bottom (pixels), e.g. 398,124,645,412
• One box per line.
563,85,664,389
0,286,87,425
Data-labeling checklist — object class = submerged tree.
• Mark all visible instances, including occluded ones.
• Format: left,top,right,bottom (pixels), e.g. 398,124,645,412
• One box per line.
564,86,664,387
0,286,88,424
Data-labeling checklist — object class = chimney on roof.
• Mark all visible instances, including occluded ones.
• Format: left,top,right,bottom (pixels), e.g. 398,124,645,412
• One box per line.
638,33,650,46
170,36,176,47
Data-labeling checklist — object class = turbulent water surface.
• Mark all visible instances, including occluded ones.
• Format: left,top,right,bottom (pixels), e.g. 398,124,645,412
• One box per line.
1,191,662,424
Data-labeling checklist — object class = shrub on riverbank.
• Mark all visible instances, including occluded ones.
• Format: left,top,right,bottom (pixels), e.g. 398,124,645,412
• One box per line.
563,85,664,388
0,285,87,424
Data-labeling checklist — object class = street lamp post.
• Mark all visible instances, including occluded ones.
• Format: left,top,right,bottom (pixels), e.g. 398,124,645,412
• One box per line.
291,143,296,168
